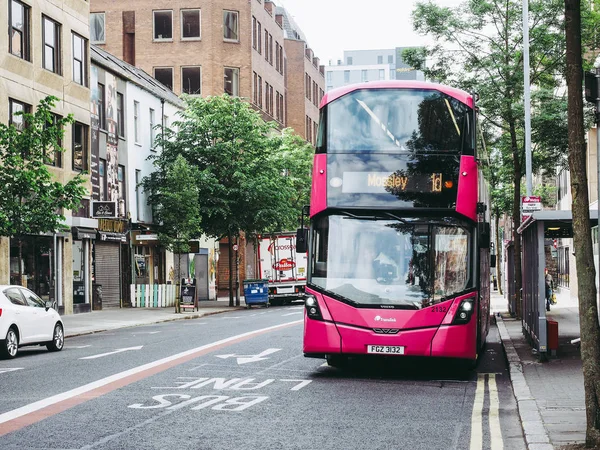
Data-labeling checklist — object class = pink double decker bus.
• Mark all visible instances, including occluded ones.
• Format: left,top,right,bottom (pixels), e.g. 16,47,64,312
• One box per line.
297,81,491,369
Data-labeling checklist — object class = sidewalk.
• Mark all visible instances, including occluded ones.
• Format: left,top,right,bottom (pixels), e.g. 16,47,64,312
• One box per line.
491,290,585,449
61,298,241,337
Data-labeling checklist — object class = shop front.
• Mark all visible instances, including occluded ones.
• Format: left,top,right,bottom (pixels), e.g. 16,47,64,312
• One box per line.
72,227,96,313
94,218,130,308
132,231,165,286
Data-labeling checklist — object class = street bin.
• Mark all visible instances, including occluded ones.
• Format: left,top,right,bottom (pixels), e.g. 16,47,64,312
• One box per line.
243,279,269,309
92,283,102,311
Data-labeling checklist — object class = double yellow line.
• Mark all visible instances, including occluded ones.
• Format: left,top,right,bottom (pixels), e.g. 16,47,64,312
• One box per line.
470,373,503,450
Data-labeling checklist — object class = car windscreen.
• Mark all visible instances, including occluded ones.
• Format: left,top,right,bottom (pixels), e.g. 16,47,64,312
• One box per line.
309,214,473,308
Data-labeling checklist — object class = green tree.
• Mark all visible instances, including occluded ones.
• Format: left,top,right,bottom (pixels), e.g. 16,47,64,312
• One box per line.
405,0,583,317
0,96,86,281
144,154,202,312
269,129,314,232
565,1,600,446
143,95,305,306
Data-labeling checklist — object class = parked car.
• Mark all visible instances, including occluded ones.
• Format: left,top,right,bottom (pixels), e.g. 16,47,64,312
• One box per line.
0,285,64,359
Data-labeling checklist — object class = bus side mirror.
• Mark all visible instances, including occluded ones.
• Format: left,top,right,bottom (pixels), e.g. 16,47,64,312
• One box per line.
296,228,308,253
479,222,490,248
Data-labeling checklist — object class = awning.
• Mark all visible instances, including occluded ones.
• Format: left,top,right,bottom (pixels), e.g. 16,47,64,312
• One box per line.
73,227,97,240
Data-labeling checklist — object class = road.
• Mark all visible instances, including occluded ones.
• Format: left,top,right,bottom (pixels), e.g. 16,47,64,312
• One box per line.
0,305,526,450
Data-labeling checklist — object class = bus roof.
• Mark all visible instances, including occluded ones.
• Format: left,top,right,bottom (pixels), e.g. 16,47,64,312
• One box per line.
320,81,474,109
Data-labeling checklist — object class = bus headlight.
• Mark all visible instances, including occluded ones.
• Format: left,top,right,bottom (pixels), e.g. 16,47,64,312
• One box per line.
304,295,322,320
452,299,475,325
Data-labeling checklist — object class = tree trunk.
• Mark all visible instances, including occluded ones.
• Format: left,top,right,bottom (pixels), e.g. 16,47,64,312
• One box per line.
565,1,600,446
228,231,234,307
495,214,503,296
235,237,240,307
18,237,23,287
176,250,181,313
510,121,523,319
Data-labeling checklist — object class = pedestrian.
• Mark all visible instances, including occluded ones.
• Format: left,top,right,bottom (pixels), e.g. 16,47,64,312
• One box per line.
544,268,553,311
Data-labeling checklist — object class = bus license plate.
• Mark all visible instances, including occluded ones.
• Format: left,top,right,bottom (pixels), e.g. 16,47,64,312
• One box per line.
367,345,405,355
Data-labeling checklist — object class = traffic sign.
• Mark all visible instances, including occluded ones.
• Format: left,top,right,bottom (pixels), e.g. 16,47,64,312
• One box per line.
522,196,542,212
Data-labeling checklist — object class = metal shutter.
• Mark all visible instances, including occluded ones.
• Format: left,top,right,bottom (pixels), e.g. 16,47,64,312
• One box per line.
95,243,121,308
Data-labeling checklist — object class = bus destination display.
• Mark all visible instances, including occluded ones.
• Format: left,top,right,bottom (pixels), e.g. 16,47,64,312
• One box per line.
338,172,449,194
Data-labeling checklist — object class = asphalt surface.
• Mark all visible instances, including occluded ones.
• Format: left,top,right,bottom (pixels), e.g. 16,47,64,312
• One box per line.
0,305,526,450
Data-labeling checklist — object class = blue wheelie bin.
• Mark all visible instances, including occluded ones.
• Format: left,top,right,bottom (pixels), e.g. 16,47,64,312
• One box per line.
243,279,269,308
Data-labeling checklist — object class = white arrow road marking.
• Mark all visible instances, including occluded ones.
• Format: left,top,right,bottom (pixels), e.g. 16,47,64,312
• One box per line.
80,346,143,360
132,331,161,335
216,348,281,365
0,368,23,374
281,312,302,316
68,345,92,349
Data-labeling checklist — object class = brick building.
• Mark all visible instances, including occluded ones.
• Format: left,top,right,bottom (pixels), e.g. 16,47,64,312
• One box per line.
275,6,325,146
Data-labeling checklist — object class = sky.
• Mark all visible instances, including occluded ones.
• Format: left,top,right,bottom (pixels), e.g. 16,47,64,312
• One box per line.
275,0,464,65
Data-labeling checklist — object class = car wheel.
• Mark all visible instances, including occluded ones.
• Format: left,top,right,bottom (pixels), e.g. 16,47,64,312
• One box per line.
47,323,64,352
1,327,19,359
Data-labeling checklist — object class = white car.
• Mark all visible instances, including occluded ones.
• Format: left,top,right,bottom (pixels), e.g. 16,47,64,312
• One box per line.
0,285,64,359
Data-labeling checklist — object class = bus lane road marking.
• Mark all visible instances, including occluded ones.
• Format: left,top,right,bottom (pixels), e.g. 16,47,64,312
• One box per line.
0,368,24,374
216,348,281,364
0,319,303,437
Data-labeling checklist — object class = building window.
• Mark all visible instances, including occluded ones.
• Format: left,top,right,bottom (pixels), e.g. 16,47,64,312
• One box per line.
149,108,155,148
9,98,30,131
258,75,262,108
43,113,62,167
135,169,142,221
224,67,239,96
99,159,106,200
379,69,385,80
118,165,126,216
269,33,273,65
347,56,352,65
253,71,258,104
388,55,393,64
9,0,30,61
90,12,105,44
42,16,61,74
344,70,350,83
377,55,383,64
326,72,332,83
257,21,262,54
72,33,87,86
134,101,140,143
252,17,257,50
223,10,239,42
98,83,106,130
72,122,88,172
265,30,269,61
153,10,173,40
181,9,200,40
305,73,310,100
361,70,368,82
154,67,173,91
117,92,124,137
181,66,201,95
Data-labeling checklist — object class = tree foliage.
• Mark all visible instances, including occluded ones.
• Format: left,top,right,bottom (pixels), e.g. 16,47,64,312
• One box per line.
142,94,313,305
0,96,86,277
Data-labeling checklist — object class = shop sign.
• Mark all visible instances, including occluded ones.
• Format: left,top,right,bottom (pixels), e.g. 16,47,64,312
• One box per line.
136,234,158,241
98,219,127,233
92,201,117,218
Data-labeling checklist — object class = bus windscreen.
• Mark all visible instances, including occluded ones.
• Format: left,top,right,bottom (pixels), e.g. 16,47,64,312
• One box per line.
317,88,473,155
309,214,473,309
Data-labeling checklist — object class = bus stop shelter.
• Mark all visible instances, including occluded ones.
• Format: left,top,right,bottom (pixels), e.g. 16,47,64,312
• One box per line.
517,210,597,358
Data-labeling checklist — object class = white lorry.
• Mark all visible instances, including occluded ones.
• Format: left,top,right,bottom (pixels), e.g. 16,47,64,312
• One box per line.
258,232,308,306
